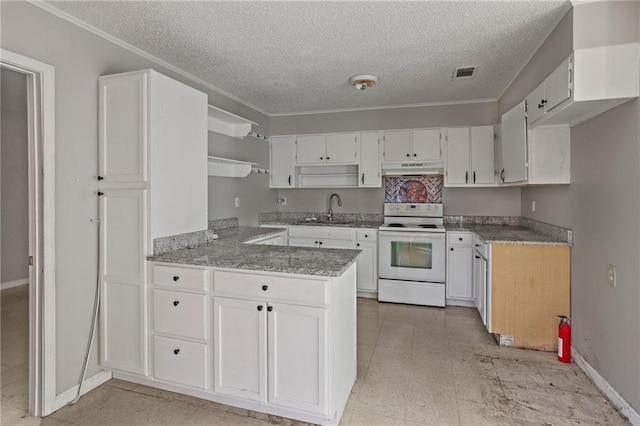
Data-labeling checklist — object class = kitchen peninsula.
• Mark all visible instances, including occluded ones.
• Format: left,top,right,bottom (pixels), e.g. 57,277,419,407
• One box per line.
112,226,359,426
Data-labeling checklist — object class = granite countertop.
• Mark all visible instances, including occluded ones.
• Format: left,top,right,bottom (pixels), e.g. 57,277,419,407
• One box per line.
148,226,361,277
445,224,571,246
261,218,383,229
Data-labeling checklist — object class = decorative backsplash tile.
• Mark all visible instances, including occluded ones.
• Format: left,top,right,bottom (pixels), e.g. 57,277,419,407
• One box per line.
384,175,443,203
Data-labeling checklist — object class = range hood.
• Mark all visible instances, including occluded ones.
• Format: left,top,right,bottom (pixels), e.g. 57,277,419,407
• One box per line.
381,161,444,176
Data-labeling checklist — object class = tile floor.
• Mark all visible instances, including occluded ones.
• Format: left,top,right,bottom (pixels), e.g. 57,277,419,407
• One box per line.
1,287,629,425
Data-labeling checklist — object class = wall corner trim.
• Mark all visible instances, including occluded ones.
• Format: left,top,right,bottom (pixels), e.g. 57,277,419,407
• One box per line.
49,370,112,415
572,346,640,425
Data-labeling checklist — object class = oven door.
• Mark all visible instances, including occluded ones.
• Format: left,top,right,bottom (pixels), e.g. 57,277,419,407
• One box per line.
378,231,446,283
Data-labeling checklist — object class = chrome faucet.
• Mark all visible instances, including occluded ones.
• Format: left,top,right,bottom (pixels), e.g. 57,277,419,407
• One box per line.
326,193,342,222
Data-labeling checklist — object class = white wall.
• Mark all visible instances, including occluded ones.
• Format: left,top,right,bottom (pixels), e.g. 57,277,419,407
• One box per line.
0,0,271,394
1,68,29,285
509,1,640,413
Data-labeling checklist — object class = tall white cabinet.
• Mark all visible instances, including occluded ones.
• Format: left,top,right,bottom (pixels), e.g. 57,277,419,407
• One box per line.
98,69,208,374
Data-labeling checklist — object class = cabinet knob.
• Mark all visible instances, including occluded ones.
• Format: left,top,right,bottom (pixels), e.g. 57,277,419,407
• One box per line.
257,305,263,311
326,156,330,160
173,349,180,355
267,306,273,312
364,234,368,238
319,241,323,245
406,153,410,157
173,300,179,306
315,241,319,244
459,237,463,241
450,247,454,251
413,153,417,157
475,255,481,259
262,285,268,291
356,243,360,247
173,276,179,282
320,157,324,160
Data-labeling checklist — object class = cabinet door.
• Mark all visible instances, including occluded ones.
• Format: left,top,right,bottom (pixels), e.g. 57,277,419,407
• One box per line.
213,297,267,402
296,135,326,165
525,82,545,124
356,242,377,293
359,132,381,187
320,239,354,249
326,133,358,164
268,303,327,415
412,128,442,161
544,56,572,112
445,127,470,185
473,254,487,326
99,188,148,375
99,72,148,183
500,101,528,183
270,136,295,188
287,238,318,248
383,130,412,162
446,245,473,300
470,126,495,185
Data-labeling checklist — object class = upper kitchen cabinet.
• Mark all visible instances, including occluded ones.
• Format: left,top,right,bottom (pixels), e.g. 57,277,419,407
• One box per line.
383,128,442,163
499,100,570,186
526,43,640,128
444,126,495,187
295,133,358,165
359,132,382,187
270,136,296,188
99,69,208,238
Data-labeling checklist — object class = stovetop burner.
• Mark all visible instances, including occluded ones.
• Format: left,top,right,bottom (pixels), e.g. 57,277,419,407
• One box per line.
419,224,438,228
387,223,406,227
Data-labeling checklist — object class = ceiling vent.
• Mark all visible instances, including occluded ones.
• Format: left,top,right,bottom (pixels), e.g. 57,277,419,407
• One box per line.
452,66,477,80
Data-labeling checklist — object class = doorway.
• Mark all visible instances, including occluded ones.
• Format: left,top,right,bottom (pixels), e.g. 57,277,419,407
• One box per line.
0,49,56,418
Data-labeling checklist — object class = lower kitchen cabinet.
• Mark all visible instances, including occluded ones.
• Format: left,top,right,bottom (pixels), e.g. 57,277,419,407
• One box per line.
355,229,378,296
153,335,209,390
446,232,474,305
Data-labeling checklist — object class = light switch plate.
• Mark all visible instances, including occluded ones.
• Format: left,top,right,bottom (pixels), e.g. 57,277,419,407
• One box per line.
235,197,240,208
607,264,616,287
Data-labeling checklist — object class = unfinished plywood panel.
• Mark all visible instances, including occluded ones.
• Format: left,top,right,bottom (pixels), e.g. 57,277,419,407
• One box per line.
491,244,570,351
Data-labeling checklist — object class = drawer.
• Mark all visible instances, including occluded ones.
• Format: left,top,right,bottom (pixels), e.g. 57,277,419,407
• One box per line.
356,229,377,242
153,336,209,390
447,232,472,246
288,226,354,240
213,271,328,305
153,289,207,340
152,264,207,291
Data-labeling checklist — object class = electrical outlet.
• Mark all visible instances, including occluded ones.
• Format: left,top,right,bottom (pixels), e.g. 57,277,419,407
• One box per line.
532,201,536,212
235,197,240,208
607,264,616,287
281,197,287,206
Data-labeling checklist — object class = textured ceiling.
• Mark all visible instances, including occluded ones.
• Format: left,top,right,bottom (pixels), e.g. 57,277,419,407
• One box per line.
47,1,569,115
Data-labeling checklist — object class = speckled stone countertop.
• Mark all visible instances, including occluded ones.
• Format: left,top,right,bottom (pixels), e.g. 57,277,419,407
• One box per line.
445,224,571,246
259,211,382,229
148,226,361,277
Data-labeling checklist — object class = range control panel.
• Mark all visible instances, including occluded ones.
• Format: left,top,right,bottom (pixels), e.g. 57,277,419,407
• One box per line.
383,203,443,217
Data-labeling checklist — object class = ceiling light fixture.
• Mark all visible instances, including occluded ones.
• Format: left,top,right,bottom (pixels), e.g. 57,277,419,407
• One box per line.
350,74,378,91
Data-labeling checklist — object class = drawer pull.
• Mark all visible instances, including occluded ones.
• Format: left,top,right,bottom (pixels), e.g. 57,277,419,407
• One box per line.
450,248,454,251
364,234,368,238
173,349,180,355
356,243,360,247
173,300,180,306
173,276,180,282
267,306,273,312
257,305,263,311
459,237,463,241
262,285,268,291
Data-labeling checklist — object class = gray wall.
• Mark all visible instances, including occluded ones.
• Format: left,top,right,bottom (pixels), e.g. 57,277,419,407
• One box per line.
0,0,271,394
1,68,29,284
271,101,521,217
510,1,640,413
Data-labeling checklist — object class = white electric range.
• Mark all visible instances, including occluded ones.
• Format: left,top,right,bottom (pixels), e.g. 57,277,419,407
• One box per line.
378,203,446,307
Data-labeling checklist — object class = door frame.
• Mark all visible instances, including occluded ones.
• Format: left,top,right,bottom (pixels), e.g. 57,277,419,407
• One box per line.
1,48,56,417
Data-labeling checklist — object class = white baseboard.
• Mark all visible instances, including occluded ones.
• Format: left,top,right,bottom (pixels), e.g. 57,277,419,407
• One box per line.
446,298,475,308
1,278,29,290
50,370,112,414
572,347,640,425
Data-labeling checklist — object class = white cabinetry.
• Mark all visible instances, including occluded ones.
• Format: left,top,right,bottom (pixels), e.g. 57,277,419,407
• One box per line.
445,126,495,187
359,132,381,187
98,69,208,375
288,226,356,249
149,264,210,390
296,133,358,165
383,128,442,163
499,101,570,185
355,229,378,296
269,136,295,188
446,232,474,306
526,44,640,128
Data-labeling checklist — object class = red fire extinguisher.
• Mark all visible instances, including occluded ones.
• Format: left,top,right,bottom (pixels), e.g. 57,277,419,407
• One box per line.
557,315,571,363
